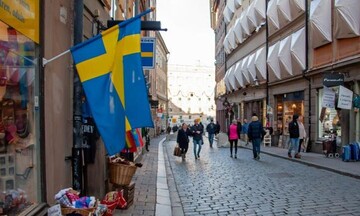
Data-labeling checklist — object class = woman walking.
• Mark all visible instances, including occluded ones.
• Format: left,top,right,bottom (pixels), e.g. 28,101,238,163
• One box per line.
228,119,240,158
177,123,191,160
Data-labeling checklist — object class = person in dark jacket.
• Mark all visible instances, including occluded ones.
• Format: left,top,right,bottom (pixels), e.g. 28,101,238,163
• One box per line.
247,115,264,160
215,122,221,135
177,123,191,160
191,119,204,159
288,114,301,159
206,119,216,148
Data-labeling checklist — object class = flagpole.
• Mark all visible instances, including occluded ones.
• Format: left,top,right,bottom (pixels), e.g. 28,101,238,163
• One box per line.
42,49,70,66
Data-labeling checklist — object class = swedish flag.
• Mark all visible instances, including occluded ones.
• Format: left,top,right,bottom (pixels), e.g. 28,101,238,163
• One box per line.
70,9,154,156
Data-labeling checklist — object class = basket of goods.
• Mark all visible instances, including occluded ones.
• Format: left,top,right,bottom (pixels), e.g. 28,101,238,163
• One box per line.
108,156,142,185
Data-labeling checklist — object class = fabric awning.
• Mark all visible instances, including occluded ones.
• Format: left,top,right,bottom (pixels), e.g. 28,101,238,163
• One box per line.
267,41,281,80
334,0,360,39
290,0,305,20
227,0,236,14
223,34,231,54
254,0,266,26
267,0,280,33
235,0,242,9
277,0,292,27
234,60,245,88
234,17,245,44
291,27,306,70
224,68,232,92
240,12,251,39
247,53,257,82
241,56,250,84
228,27,237,50
254,46,267,80
278,35,293,76
310,0,332,48
228,65,238,90
223,5,233,24
246,2,257,33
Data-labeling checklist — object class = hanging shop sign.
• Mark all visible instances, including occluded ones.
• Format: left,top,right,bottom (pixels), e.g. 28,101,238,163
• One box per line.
141,37,156,69
323,72,344,87
0,0,39,43
322,86,336,108
337,85,353,110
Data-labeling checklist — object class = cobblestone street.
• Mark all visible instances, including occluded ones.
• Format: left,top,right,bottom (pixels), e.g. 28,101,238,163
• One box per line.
163,136,360,216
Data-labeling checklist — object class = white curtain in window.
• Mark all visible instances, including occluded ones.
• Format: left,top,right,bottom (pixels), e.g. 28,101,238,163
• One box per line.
290,27,306,70
278,35,293,75
267,0,280,33
241,56,250,84
334,0,360,39
290,0,305,20
254,0,266,26
277,0,292,27
234,17,245,44
235,0,242,9
267,42,281,80
310,0,332,48
234,60,245,88
254,46,267,80
247,53,257,82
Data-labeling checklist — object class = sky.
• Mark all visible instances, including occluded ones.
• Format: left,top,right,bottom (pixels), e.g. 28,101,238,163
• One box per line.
156,0,215,67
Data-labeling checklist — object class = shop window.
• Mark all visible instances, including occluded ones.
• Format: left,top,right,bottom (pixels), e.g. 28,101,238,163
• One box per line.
318,88,341,139
0,23,39,214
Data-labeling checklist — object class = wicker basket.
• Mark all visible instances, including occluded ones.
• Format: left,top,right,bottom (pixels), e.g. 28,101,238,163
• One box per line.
109,163,137,185
61,207,96,216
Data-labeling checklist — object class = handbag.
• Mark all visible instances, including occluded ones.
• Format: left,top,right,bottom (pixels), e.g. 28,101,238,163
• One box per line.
173,144,181,157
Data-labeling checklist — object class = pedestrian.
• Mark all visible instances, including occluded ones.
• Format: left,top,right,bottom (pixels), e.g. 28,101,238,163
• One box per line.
206,119,216,148
237,118,242,139
242,119,249,145
297,115,306,152
288,114,301,159
228,119,240,158
247,115,265,160
191,119,204,159
215,121,221,135
177,123,191,160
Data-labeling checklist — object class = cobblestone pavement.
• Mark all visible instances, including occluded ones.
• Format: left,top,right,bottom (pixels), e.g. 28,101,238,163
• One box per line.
164,136,360,216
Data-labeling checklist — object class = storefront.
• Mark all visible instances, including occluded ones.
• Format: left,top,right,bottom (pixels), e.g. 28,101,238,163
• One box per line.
0,0,41,214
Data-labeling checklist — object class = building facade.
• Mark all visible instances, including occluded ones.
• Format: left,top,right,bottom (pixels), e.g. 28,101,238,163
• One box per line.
211,0,360,153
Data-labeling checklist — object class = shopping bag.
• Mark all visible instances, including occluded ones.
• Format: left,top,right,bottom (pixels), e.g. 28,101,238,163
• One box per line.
173,145,181,157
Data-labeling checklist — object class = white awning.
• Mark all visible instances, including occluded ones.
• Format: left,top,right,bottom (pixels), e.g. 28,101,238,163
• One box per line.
267,0,280,33
223,34,231,54
278,35,293,76
228,65,237,90
223,5,233,24
227,0,236,13
235,0,242,9
240,12,251,38
290,0,305,20
291,27,306,70
310,0,332,48
241,56,250,84
228,27,237,50
234,17,245,44
234,60,245,88
246,2,257,33
267,42,281,80
224,68,232,92
277,0,292,27
254,0,266,26
335,0,360,39
247,53,257,82
254,46,267,80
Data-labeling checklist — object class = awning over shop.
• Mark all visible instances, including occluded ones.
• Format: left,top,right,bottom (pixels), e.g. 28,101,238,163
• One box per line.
310,0,332,48
278,35,293,76
224,68,232,92
228,65,238,90
277,0,292,27
254,0,266,26
240,12,251,39
247,53,257,82
246,2,257,33
290,0,305,20
234,17,245,44
267,0,280,33
334,0,360,39
291,27,306,70
267,41,281,80
228,27,237,50
254,46,267,80
235,0,242,9
223,4,233,24
241,56,250,84
223,34,231,54
234,60,245,88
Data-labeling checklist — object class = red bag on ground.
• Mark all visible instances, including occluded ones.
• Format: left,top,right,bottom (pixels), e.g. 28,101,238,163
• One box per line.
101,190,127,210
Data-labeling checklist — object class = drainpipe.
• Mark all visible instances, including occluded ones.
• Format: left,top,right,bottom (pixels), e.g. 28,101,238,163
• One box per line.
73,0,84,193
302,0,311,148
265,0,269,127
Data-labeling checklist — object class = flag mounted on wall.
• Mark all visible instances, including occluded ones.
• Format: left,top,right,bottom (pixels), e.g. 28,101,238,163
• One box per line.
70,8,154,156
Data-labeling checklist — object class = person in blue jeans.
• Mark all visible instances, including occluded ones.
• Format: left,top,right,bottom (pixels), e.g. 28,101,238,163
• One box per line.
206,119,216,148
247,115,264,160
191,119,204,159
288,114,301,159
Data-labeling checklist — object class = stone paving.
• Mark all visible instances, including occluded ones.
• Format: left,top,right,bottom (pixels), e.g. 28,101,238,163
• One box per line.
164,136,360,216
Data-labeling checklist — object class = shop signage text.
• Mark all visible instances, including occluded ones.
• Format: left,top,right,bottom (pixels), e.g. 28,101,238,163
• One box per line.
323,73,344,87
337,85,353,110
322,86,335,108
141,37,156,69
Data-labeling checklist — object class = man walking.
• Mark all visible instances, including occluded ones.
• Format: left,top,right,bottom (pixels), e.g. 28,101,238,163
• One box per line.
242,119,249,146
206,119,216,148
247,115,264,160
191,119,204,159
288,114,301,159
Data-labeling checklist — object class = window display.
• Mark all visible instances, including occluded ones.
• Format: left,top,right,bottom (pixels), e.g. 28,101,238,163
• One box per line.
0,22,38,214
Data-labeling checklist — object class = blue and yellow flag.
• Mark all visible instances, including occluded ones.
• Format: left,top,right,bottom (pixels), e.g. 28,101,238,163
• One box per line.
70,9,154,156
